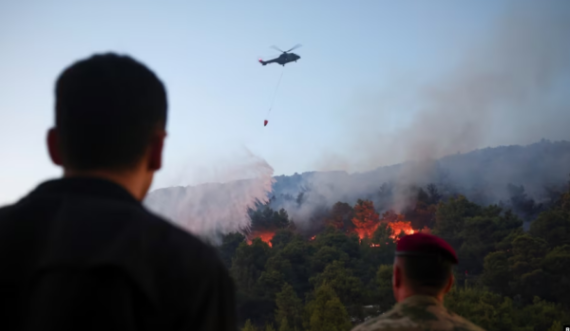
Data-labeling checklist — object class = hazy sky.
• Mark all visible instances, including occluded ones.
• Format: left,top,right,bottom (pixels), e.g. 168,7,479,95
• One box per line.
1,0,567,205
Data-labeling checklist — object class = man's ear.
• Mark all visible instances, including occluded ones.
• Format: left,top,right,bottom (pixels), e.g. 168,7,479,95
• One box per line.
393,265,401,288
47,128,63,166
148,130,167,171
443,273,454,294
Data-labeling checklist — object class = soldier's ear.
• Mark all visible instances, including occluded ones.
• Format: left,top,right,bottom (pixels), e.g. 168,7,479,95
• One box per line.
393,265,402,288
443,273,454,294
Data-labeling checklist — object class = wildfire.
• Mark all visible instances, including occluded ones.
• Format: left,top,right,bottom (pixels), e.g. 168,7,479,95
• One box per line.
388,221,415,240
370,243,381,248
354,225,380,240
247,230,276,247
310,235,316,241
354,216,418,240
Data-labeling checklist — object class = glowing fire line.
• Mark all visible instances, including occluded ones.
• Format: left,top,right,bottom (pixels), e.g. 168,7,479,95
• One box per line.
247,231,276,247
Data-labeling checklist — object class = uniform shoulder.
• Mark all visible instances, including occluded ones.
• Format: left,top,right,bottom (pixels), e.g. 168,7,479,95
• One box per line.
445,313,486,331
351,302,486,331
351,307,418,331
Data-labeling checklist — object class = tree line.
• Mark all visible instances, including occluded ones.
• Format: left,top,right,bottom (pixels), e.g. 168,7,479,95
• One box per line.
216,181,570,331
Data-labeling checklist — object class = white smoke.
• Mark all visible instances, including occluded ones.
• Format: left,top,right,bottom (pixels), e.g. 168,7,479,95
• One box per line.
144,149,274,241
343,2,570,173
290,1,570,217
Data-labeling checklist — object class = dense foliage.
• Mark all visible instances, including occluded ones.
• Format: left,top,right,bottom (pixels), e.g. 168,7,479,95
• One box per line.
216,181,570,331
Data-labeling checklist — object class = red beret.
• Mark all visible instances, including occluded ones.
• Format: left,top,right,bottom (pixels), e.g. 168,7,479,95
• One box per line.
396,233,458,264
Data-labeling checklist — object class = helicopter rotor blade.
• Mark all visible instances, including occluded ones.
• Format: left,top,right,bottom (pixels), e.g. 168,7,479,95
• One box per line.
286,44,302,52
271,45,285,53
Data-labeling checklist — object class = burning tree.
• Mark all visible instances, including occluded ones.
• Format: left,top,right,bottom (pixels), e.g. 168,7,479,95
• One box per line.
380,210,416,240
326,202,355,231
352,199,380,239
247,207,292,247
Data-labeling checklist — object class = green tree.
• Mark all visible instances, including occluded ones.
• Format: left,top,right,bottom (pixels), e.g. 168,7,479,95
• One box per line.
242,319,258,331
275,283,304,331
218,232,246,268
251,207,291,231
267,238,314,294
265,323,276,331
311,246,349,273
481,251,512,294
278,318,292,331
256,269,285,300
311,261,364,318
376,265,395,312
315,226,361,259
541,244,570,305
433,195,481,247
271,229,295,250
231,238,271,293
547,321,562,331
445,287,526,331
305,283,351,331
529,209,570,249
359,224,395,288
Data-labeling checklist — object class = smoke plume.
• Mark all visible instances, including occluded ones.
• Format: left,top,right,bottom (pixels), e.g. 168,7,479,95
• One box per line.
144,149,274,242
146,2,570,237
296,1,570,214
345,1,570,171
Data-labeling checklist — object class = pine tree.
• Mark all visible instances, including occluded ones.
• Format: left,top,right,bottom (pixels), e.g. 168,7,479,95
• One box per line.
242,319,257,331
275,283,303,331
305,283,351,331
547,321,562,331
278,318,292,331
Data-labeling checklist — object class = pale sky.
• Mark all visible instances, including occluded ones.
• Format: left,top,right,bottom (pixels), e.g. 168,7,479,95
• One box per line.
2,0,564,205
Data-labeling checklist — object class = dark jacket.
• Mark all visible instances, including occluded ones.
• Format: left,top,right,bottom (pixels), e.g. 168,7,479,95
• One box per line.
0,177,236,331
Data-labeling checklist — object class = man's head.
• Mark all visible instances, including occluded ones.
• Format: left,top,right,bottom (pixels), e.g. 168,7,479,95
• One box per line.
392,233,457,302
47,53,167,198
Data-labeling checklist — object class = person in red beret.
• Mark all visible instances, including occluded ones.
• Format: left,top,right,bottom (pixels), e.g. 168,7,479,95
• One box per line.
352,233,485,331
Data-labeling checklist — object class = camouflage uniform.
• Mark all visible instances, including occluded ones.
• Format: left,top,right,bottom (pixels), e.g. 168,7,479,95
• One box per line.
352,295,485,331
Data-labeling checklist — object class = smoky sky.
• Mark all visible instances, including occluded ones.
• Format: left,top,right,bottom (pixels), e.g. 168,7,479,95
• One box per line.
329,1,570,173
144,149,274,241
282,1,570,223
145,1,570,238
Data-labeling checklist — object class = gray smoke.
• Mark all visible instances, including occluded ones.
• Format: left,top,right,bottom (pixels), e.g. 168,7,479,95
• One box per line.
294,1,570,216
144,149,274,242
145,2,570,236
342,1,570,171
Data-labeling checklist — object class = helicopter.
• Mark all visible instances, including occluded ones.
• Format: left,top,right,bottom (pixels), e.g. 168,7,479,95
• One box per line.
259,44,301,66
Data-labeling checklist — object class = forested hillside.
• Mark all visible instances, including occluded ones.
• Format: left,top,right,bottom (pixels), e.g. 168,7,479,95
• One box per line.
145,140,570,329
219,181,570,330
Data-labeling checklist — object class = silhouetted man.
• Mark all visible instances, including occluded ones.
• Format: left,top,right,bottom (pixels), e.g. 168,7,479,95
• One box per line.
352,233,484,331
0,53,236,331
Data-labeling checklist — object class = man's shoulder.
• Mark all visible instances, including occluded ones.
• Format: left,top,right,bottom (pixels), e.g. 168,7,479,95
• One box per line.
352,304,486,331
441,311,486,331
0,188,224,275
353,307,419,331
147,210,223,270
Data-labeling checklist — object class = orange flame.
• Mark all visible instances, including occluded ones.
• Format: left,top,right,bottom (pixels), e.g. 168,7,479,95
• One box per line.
247,230,276,247
354,224,380,240
352,214,416,241
388,221,415,240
